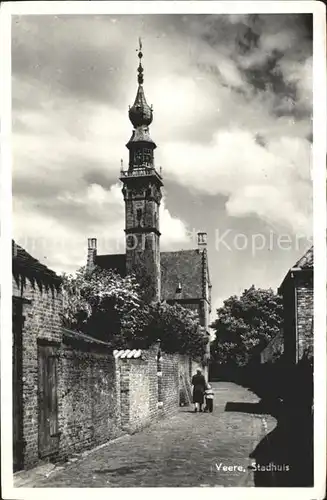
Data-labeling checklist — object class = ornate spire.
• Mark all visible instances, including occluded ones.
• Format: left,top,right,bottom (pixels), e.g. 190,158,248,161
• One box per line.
128,38,153,129
137,37,144,85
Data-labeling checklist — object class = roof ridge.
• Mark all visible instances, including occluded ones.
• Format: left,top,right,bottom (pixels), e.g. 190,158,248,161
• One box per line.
294,245,313,269
160,249,199,254
12,240,61,282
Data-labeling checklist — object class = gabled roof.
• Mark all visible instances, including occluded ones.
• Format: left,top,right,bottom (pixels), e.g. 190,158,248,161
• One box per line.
12,240,62,286
279,245,313,292
95,254,126,276
95,249,205,301
161,249,204,300
294,245,313,270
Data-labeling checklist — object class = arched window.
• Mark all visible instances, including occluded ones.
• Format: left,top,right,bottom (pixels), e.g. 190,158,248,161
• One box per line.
134,150,142,165
143,148,152,166
136,208,142,223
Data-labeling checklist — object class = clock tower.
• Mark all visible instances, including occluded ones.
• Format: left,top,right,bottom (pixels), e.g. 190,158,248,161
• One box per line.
120,40,163,302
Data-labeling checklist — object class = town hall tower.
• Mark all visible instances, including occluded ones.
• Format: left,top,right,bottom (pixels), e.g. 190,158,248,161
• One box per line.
120,40,163,302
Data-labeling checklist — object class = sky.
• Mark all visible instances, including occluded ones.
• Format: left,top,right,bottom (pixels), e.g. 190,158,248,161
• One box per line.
12,13,313,317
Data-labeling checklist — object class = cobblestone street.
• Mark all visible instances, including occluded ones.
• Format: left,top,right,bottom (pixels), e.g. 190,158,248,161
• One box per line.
15,382,276,488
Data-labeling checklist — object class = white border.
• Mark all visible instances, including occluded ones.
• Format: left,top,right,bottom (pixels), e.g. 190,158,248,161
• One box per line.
1,2,326,500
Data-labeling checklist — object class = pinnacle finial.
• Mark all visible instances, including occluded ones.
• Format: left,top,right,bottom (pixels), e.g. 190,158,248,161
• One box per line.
137,37,144,85
129,37,153,128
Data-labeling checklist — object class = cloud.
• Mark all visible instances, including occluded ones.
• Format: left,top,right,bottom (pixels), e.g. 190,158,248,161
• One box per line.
161,129,312,235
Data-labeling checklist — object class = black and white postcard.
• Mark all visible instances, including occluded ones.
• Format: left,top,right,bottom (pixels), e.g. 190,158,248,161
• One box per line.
1,1,326,499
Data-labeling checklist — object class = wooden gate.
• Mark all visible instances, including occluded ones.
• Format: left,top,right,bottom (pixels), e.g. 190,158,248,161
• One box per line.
13,298,24,471
38,343,60,458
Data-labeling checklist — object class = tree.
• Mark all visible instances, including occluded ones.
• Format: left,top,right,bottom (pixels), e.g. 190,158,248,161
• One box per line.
61,266,208,358
61,266,149,347
142,302,208,360
210,285,283,367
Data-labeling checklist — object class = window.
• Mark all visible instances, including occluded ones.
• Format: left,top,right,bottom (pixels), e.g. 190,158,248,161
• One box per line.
143,148,152,166
135,150,142,165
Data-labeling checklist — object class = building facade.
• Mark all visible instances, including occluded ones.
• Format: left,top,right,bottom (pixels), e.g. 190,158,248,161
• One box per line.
255,245,314,408
12,241,63,471
278,245,313,364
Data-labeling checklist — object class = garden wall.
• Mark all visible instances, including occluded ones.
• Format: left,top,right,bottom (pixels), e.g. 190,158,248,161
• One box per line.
115,346,185,432
57,344,122,460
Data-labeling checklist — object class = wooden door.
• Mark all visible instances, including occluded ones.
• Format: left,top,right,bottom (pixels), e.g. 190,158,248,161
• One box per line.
38,344,60,458
13,298,24,471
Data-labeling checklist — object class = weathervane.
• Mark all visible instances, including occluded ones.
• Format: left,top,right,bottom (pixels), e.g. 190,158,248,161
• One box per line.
137,37,144,85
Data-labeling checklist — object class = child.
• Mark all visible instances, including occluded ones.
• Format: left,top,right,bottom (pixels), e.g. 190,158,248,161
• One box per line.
204,384,214,413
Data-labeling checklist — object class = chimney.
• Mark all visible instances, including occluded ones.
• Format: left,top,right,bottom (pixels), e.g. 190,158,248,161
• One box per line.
87,238,97,272
197,232,207,252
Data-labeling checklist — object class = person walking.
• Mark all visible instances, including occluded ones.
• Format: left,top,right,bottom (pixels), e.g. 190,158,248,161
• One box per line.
191,369,206,412
204,383,214,413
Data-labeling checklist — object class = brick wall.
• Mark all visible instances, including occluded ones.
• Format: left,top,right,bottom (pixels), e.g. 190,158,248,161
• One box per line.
296,274,313,360
178,355,193,406
129,359,151,431
148,345,159,419
13,273,122,470
161,353,179,417
281,276,297,364
116,344,159,432
116,346,189,430
13,274,63,469
57,345,122,459
13,269,199,470
281,271,313,364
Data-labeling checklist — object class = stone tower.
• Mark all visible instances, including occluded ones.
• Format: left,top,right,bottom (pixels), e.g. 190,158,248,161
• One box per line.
120,39,163,303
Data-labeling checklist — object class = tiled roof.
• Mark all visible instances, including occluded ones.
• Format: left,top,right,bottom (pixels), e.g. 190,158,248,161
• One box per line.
62,327,111,348
113,349,142,359
294,246,313,270
95,254,126,275
279,245,314,292
12,241,62,286
96,249,205,301
161,250,203,300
